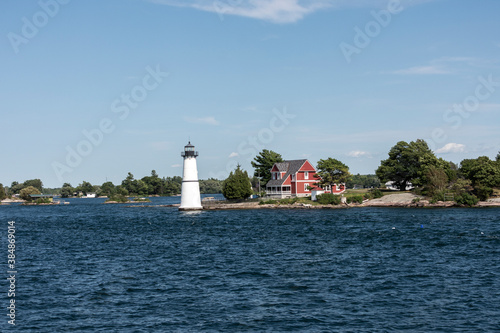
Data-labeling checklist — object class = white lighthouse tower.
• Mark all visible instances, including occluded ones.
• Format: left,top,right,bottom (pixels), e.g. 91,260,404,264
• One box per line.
179,141,203,211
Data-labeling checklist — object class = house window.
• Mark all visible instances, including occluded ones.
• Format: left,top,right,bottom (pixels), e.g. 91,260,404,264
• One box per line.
304,171,309,179
304,183,310,191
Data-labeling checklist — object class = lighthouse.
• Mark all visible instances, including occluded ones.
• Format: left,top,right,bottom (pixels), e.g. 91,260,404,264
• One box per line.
179,141,203,211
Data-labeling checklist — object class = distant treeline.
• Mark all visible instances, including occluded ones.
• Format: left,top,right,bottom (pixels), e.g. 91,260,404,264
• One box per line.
0,170,223,199
346,174,381,189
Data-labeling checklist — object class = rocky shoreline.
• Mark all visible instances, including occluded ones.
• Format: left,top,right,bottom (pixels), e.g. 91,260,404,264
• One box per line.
202,194,500,210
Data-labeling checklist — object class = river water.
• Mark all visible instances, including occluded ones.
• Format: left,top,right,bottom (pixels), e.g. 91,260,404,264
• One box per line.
1,198,499,332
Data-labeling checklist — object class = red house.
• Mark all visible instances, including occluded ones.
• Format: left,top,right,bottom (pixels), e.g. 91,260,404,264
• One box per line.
265,159,346,198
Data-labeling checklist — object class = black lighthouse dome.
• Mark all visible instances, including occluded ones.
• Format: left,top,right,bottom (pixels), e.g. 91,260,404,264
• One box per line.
181,141,199,157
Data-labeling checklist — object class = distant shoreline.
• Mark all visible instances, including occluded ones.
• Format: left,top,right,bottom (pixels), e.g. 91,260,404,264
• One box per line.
3,193,499,209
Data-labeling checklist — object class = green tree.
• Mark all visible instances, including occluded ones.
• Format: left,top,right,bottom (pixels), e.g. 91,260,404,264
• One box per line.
460,156,500,200
0,183,6,200
316,158,352,191
162,177,181,196
424,166,448,196
116,185,129,196
99,182,116,197
10,181,25,195
122,172,137,194
76,181,94,195
142,170,162,195
23,179,43,192
20,186,41,201
60,183,74,198
445,161,459,183
449,178,474,196
251,150,284,186
376,139,442,191
222,165,252,200
460,156,500,188
135,179,150,196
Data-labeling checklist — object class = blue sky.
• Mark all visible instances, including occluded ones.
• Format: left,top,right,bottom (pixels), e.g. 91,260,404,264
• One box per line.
1,0,499,188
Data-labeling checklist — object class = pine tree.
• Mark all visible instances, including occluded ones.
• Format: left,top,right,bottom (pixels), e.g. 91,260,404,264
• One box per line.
222,165,252,200
251,150,283,186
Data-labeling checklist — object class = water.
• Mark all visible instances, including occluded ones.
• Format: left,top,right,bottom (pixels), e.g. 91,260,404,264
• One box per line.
1,199,499,332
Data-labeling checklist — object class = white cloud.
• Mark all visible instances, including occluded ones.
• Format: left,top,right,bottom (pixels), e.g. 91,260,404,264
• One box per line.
228,152,239,158
184,116,220,126
392,65,450,75
146,0,434,24
347,150,370,158
436,143,466,154
148,0,326,23
171,164,182,168
389,57,494,75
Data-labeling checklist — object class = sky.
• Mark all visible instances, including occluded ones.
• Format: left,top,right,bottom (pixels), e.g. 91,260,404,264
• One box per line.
1,0,499,188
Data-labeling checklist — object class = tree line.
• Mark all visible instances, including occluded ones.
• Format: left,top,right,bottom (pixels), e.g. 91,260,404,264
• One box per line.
0,171,224,200
375,139,500,203
2,142,499,203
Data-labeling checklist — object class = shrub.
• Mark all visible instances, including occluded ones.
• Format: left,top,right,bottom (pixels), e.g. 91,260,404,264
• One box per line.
19,186,41,201
370,189,384,199
347,195,364,204
430,191,445,203
475,185,493,201
106,194,129,203
35,198,51,204
259,199,278,205
454,193,479,207
449,178,474,195
316,193,341,205
279,197,299,205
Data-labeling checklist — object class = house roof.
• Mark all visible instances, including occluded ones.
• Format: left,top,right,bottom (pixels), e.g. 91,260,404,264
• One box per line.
273,162,290,172
266,159,309,187
310,187,324,192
